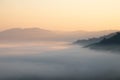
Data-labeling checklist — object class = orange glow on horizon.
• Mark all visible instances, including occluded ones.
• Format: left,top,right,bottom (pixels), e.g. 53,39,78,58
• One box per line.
0,0,120,31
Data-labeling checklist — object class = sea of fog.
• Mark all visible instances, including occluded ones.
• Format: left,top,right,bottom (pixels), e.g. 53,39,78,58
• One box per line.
0,42,120,80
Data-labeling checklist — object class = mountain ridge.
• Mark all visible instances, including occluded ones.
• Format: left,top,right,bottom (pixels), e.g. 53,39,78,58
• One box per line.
0,28,118,43
86,32,120,52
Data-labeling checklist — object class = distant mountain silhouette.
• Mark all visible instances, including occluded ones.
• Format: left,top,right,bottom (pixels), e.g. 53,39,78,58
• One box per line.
87,32,120,52
0,28,117,43
0,28,55,42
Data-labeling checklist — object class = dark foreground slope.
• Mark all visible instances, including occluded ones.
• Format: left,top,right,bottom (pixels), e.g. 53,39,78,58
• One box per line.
88,32,120,52
74,32,115,46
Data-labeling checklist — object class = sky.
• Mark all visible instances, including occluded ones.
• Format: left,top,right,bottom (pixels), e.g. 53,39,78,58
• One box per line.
0,0,120,31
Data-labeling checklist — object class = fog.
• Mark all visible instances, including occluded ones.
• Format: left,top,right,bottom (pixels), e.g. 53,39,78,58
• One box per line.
0,42,120,80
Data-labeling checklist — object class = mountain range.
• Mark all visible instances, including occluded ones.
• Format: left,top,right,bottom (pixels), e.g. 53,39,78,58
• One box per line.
0,28,117,43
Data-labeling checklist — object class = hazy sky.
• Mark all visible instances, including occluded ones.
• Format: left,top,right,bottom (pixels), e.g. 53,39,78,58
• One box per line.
1,0,120,31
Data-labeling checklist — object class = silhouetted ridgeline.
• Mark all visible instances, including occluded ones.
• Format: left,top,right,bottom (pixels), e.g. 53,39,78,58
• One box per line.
87,32,120,52
75,32,120,52
74,32,115,46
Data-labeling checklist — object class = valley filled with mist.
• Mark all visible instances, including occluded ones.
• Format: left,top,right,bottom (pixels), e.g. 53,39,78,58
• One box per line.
0,28,120,80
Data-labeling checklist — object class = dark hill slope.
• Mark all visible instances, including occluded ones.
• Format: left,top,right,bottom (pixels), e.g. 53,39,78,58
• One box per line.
74,32,115,46
88,32,120,52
